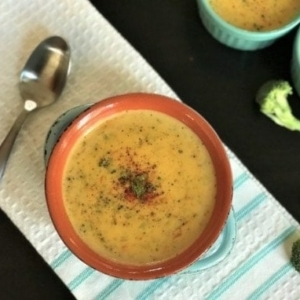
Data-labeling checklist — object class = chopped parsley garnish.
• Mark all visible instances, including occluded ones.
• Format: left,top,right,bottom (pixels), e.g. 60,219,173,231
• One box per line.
131,174,147,198
118,170,156,200
99,157,111,167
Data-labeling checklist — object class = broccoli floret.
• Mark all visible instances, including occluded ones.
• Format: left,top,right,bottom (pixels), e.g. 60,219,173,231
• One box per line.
291,239,300,273
255,80,300,131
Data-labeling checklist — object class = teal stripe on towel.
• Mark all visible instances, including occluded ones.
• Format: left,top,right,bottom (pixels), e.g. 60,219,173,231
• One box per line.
235,192,266,222
233,172,248,189
206,227,295,299
94,279,124,300
68,267,95,291
247,263,292,300
51,249,72,269
136,278,169,300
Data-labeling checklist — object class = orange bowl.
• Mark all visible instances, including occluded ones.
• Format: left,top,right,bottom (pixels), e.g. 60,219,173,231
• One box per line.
45,93,232,280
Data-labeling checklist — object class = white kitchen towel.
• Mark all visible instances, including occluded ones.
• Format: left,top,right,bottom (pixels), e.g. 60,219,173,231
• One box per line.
0,0,299,299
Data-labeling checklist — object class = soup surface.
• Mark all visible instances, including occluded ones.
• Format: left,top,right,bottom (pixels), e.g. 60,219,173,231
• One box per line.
209,0,300,31
63,110,216,265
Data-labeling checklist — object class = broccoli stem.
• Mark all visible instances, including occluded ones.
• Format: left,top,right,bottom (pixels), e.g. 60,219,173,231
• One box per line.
263,109,300,131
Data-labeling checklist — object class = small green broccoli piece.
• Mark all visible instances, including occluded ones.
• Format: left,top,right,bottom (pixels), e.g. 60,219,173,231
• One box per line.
256,80,300,131
291,239,300,273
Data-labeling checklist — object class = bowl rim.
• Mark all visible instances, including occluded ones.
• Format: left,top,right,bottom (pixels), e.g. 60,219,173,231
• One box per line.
293,26,300,60
45,93,233,280
199,0,300,39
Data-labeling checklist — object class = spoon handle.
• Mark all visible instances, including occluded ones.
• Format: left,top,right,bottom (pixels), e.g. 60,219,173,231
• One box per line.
0,109,29,181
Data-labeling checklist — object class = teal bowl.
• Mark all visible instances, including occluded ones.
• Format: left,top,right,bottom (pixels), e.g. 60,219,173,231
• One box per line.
291,27,300,97
196,0,300,51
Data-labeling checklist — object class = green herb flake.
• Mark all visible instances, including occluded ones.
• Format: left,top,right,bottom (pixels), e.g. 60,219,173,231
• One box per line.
98,157,111,168
118,169,131,183
131,174,147,199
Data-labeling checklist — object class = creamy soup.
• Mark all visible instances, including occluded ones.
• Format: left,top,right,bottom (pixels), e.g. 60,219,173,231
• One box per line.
63,110,216,265
210,0,300,31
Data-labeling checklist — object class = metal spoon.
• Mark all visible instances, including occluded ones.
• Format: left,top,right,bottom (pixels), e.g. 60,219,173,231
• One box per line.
0,36,71,181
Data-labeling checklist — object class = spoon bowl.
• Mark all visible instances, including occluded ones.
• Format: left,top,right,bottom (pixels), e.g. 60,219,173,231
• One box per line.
19,36,70,107
0,36,71,181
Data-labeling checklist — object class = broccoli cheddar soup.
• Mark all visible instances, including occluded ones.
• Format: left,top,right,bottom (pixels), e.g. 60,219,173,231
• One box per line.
210,0,300,31
63,110,216,265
